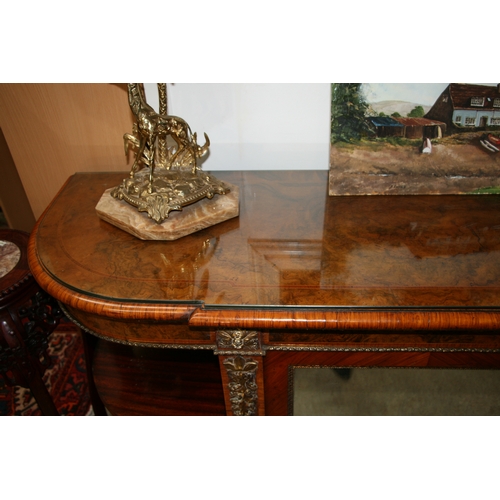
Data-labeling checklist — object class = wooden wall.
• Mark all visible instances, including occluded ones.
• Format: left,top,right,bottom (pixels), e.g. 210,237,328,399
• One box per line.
0,84,134,220
0,127,35,232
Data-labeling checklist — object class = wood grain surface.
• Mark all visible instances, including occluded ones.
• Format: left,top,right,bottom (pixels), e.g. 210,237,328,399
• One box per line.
0,84,134,220
28,170,500,415
93,340,226,416
29,170,500,332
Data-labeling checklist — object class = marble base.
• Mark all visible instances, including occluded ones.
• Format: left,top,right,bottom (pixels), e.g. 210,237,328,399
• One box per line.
95,183,239,240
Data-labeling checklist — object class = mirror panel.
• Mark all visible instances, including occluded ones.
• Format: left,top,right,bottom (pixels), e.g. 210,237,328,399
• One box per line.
293,367,500,415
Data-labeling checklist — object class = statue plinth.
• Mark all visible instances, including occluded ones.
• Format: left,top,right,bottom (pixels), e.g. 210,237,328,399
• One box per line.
96,181,239,241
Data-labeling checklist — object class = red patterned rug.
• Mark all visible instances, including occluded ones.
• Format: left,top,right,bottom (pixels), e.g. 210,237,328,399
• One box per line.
0,322,92,416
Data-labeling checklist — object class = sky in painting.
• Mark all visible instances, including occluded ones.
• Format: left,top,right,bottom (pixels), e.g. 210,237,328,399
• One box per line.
362,83,497,106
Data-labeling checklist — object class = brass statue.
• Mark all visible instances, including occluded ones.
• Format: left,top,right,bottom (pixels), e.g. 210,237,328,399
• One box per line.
111,84,229,223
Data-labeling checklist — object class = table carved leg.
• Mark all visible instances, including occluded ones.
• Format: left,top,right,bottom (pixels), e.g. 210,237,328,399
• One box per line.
0,291,62,416
216,329,266,416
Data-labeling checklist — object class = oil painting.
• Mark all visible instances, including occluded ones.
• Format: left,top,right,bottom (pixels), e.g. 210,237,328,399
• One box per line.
329,83,500,195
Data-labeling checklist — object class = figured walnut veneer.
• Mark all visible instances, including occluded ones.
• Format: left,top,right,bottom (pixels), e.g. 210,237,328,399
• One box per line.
28,170,500,415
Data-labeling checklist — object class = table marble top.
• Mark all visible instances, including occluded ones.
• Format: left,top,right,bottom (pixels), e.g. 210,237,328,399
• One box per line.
0,240,20,279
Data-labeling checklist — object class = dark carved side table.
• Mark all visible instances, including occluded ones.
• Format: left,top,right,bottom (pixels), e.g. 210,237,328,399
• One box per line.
0,229,62,416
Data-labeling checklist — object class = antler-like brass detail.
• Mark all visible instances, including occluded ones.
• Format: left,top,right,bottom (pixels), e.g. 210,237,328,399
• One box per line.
111,83,229,223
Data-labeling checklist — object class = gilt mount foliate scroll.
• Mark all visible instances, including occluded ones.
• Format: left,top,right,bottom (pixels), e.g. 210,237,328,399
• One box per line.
111,84,230,223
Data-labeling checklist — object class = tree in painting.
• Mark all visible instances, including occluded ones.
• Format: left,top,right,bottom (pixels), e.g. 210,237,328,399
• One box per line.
407,105,425,118
330,83,370,143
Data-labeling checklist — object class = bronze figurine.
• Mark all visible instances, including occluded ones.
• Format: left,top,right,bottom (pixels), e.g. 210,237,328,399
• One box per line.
111,84,229,223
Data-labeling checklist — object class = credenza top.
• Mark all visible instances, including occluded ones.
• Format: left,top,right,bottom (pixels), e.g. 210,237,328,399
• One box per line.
29,170,500,318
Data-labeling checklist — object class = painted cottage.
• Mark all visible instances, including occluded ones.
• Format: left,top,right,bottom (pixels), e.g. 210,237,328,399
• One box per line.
425,83,500,130
367,116,446,139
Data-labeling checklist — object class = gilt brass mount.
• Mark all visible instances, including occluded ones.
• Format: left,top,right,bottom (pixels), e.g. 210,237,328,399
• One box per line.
111,84,230,223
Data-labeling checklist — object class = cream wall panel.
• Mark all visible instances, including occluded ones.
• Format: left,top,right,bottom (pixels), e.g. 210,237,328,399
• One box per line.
0,84,133,219
144,83,331,172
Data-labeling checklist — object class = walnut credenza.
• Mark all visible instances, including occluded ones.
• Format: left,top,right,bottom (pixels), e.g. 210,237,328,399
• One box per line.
28,171,500,415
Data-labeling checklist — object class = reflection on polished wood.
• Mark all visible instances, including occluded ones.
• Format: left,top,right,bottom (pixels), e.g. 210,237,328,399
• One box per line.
28,170,500,415
93,341,225,416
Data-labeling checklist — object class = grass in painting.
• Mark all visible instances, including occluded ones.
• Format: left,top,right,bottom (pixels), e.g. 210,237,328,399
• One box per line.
373,137,421,148
468,186,500,194
333,137,422,151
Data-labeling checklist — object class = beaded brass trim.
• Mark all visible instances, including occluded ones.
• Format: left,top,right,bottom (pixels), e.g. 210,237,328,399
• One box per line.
269,345,500,353
59,303,215,350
